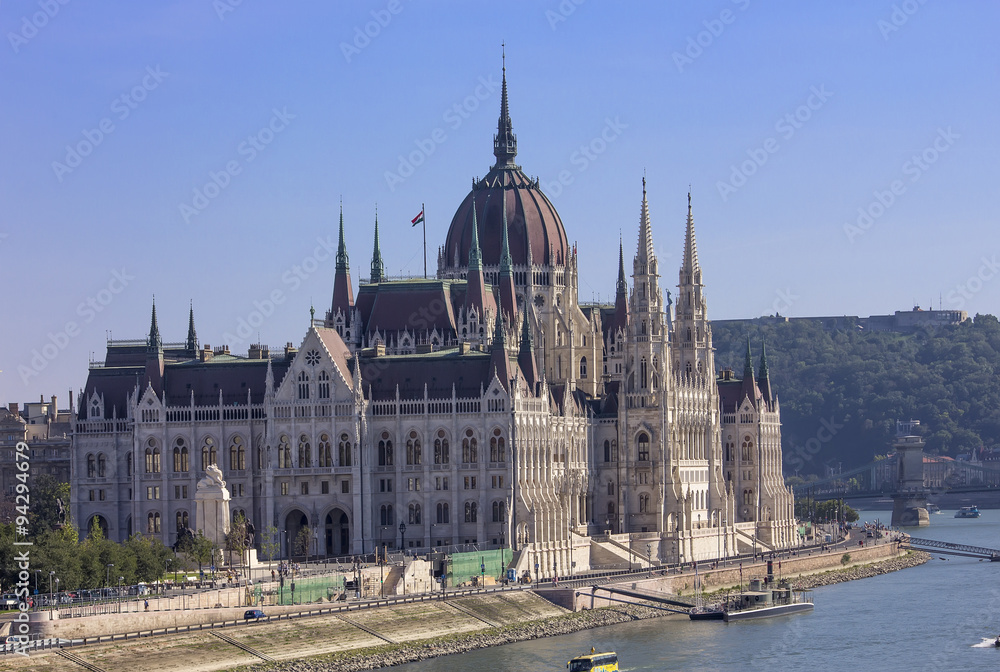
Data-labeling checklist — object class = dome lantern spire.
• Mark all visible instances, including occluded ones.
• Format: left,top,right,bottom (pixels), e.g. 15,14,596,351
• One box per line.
493,43,518,169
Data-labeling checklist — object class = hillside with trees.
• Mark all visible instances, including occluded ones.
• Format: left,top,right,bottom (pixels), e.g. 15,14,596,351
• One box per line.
711,314,1000,478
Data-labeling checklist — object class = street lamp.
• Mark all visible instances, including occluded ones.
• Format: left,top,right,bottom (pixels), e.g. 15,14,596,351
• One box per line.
398,521,406,553
48,571,54,613
647,543,652,575
118,577,123,613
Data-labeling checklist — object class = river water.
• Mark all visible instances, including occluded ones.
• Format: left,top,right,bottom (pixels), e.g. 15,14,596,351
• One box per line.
394,510,1000,672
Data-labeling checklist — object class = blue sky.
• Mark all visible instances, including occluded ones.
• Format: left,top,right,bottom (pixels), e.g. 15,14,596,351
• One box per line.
2,1,998,405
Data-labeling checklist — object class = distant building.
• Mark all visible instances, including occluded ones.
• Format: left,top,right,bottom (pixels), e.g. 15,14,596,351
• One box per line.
713,306,968,334
0,396,74,498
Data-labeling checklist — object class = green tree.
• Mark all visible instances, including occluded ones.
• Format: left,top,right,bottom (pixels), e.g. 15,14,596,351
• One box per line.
260,525,280,570
29,474,71,536
294,526,312,558
189,532,216,576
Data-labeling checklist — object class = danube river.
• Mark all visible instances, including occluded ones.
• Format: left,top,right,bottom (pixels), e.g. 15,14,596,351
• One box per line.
394,511,999,672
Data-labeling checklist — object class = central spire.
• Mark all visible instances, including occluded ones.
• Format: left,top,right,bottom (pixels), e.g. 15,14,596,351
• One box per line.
493,43,518,168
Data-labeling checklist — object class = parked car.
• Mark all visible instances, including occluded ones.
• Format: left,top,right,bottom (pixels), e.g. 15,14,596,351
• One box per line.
244,609,266,621
0,594,19,609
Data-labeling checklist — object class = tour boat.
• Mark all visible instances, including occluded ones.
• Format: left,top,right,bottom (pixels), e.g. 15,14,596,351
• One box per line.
954,506,981,519
689,579,814,622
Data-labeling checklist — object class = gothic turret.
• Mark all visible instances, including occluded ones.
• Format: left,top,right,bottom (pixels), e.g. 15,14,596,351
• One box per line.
758,340,772,409
464,195,488,320
740,336,758,405
370,207,385,284
609,238,629,335
331,203,355,322
185,301,198,355
488,313,513,391
144,298,164,395
518,307,539,392
496,189,517,323
673,190,714,377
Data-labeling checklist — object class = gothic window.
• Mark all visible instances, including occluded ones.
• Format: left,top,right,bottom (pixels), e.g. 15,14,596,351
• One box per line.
686,361,692,374
639,493,650,513
464,501,478,523
147,511,161,534
697,361,704,374
145,439,161,473
579,357,587,379
378,431,394,466
297,371,310,400
408,503,422,525
434,430,450,464
603,440,611,463
298,434,312,468
686,327,692,341
490,428,505,463
611,440,618,461
607,481,615,495
640,358,647,389
278,435,291,468
126,453,132,478
462,429,477,463
436,502,450,524
318,433,332,468
406,431,422,465
97,453,106,478
557,356,562,379
380,504,394,526
173,438,189,472
318,370,330,399
230,436,246,471
175,510,189,532
741,437,754,463
87,454,95,478
492,500,507,522
338,433,352,466
696,327,701,341
201,437,216,470
304,349,321,366
637,433,650,462
642,320,647,335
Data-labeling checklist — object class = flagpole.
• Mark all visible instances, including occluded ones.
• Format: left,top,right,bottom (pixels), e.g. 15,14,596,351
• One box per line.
422,202,427,279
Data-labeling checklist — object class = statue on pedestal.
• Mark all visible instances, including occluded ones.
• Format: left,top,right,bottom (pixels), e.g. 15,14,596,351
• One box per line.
195,464,231,550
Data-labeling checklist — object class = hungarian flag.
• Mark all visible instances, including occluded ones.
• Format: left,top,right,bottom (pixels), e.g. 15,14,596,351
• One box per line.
411,208,424,227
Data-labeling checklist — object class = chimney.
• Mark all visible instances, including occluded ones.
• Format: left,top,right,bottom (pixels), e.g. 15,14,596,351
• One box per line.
69,390,74,414
50,395,57,420
201,344,213,362
7,402,17,414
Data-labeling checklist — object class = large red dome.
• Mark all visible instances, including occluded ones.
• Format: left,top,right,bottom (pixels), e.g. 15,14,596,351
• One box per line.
443,167,568,271
440,62,569,274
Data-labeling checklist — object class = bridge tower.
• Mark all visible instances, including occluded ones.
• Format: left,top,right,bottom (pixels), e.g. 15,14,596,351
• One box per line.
891,420,929,527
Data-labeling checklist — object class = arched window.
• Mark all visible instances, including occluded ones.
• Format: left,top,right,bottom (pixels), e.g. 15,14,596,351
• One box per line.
436,502,450,524
639,493,650,513
317,370,330,399
175,510,189,532
318,433,332,468
378,432,393,466
637,433,650,462
490,428,505,463
145,439,161,473
492,500,507,523
297,371,310,400
686,327,692,341
298,434,312,468
147,511,161,534
686,361,692,374
579,357,588,379
126,452,133,478
87,453,96,478
406,431,422,465
464,501,478,523
741,437,754,463
603,440,611,463
434,430,450,464
338,433,352,467
462,430,477,463
201,437,216,470
408,503,421,525
97,453,106,477
640,358,647,388
173,438,189,472
278,435,291,468
380,504,394,526
230,436,246,471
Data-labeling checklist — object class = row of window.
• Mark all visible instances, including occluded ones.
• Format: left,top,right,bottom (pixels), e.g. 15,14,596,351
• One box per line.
377,500,507,525
374,428,506,467
138,436,249,475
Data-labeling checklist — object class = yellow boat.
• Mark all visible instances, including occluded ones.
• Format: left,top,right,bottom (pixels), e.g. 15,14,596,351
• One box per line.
567,648,619,671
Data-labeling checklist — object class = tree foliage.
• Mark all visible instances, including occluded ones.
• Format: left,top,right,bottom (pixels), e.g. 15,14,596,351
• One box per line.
713,315,1000,477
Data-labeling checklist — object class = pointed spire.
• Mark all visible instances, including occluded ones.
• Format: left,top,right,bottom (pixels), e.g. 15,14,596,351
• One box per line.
636,176,655,269
186,301,197,353
468,195,483,271
496,189,517,322
519,309,533,352
370,205,385,283
610,236,629,335
616,237,627,295
493,43,518,168
336,200,349,273
758,339,773,407
147,297,162,352
682,188,701,278
743,335,754,382
758,339,770,381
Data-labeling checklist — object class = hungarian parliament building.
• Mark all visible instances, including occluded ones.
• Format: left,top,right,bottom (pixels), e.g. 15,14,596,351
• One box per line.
72,64,797,577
